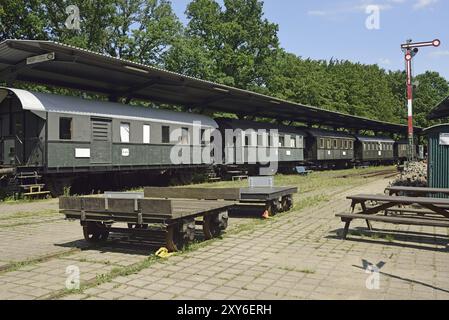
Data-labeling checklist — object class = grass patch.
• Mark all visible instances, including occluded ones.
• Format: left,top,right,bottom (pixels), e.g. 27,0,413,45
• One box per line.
0,209,58,222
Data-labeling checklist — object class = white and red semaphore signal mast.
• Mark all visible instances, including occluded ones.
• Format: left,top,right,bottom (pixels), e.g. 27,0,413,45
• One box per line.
401,38,441,161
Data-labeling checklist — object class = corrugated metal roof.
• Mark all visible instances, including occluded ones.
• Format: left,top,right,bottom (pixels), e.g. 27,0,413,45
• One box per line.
428,95,449,120
0,87,218,128
304,128,355,139
0,39,417,134
215,118,306,135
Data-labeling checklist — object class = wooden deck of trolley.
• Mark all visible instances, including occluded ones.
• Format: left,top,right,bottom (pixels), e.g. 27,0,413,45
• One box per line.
60,197,234,224
143,186,298,214
336,194,449,240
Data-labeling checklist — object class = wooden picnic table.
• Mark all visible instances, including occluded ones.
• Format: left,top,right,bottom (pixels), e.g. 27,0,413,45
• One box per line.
336,194,449,239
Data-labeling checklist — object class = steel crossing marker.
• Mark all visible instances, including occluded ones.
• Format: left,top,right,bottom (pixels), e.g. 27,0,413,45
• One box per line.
401,39,440,161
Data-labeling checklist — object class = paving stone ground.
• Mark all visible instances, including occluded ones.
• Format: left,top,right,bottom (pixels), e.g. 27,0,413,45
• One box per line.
0,175,448,300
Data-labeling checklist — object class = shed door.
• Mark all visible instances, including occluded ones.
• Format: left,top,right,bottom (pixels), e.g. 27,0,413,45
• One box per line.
90,119,112,164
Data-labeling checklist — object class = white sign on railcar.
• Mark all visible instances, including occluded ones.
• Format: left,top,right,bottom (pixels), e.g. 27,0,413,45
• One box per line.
75,148,90,158
440,133,449,145
122,148,130,157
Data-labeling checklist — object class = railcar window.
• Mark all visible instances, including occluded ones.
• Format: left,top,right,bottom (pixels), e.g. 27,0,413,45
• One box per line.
59,117,72,140
120,123,130,143
181,127,189,145
349,141,353,150
279,136,285,147
143,124,150,144
162,126,170,144
319,138,325,149
326,139,331,149
201,129,206,145
333,139,337,149
291,138,296,148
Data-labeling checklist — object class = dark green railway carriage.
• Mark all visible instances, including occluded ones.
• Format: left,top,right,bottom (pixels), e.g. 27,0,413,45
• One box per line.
0,87,217,176
354,136,395,163
304,129,355,166
215,118,305,169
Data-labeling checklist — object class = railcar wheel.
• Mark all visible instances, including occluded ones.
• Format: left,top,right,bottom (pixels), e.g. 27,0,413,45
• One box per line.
83,222,109,243
203,212,228,240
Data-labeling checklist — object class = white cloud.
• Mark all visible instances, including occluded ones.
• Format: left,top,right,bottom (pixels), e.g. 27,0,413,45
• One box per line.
413,0,439,10
379,58,392,65
307,1,396,18
429,50,449,58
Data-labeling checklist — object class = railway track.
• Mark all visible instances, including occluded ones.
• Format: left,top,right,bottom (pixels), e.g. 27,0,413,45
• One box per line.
336,168,398,179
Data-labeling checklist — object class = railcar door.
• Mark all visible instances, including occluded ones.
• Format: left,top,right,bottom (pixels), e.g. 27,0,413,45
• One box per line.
90,118,112,164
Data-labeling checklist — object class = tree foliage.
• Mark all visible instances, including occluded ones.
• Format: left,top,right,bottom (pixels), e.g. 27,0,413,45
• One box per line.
0,0,448,128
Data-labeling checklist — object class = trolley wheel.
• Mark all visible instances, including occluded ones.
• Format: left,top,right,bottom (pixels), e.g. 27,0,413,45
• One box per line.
267,201,280,216
82,222,109,243
203,212,228,240
281,195,293,212
165,225,184,252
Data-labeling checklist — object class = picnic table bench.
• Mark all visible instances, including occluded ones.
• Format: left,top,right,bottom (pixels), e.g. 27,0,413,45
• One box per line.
336,194,449,239
386,186,449,197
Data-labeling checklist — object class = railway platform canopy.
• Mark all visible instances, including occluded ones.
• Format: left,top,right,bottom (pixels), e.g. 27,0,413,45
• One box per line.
0,39,419,134
428,95,449,120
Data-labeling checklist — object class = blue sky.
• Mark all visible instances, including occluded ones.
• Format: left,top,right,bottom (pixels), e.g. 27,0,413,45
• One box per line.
171,0,449,80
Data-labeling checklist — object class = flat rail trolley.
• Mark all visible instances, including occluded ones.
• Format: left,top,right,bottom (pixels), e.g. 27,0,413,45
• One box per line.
143,186,298,216
60,193,233,252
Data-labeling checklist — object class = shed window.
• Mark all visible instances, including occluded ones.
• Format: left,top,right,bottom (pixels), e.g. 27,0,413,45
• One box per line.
162,126,170,144
143,125,150,144
59,117,72,140
120,123,130,143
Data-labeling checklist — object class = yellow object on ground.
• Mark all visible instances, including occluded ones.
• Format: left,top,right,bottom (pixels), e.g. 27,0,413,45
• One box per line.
155,247,174,258
262,210,271,219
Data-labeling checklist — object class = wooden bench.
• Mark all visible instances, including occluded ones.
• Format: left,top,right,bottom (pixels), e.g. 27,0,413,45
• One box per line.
232,175,248,181
295,166,312,176
386,186,449,197
336,194,449,239
20,184,50,198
